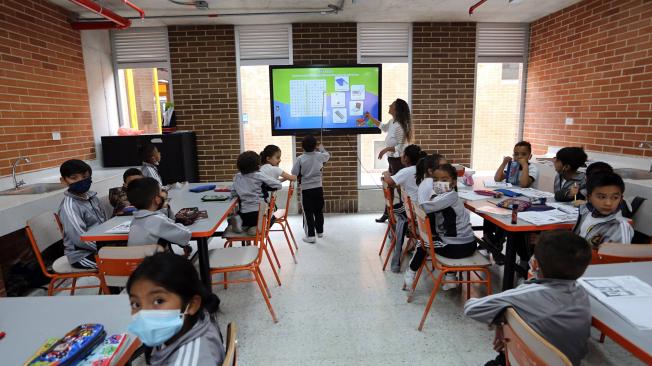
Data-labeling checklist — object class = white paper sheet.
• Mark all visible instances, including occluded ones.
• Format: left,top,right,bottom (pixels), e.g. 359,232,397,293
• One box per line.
517,209,577,226
458,191,489,201
509,188,555,199
483,181,512,188
579,276,652,330
106,221,132,234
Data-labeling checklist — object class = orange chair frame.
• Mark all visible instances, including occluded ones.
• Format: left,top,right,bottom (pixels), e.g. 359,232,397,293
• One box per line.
268,183,298,263
379,186,399,270
211,209,278,323
413,205,492,331
25,213,102,296
95,245,163,294
590,243,652,265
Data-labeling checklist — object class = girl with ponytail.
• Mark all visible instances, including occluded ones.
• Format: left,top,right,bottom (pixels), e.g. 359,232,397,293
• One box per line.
127,252,225,365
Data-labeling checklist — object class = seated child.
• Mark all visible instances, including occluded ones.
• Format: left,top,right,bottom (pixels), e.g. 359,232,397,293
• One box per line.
127,177,192,250
109,168,143,216
231,151,282,236
404,163,476,292
381,145,429,272
58,159,107,269
140,143,163,186
260,144,297,183
127,252,224,364
573,171,633,247
291,135,330,243
493,141,538,188
553,147,587,202
464,230,593,366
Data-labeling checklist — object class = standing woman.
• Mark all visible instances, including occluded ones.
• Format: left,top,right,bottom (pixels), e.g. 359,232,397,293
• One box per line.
365,98,413,223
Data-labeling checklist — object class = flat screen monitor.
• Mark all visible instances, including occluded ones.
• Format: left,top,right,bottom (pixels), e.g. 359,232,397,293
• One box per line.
269,64,382,136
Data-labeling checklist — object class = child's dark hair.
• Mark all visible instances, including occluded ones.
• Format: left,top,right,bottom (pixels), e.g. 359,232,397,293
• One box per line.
123,168,142,182
126,177,160,209
416,153,445,185
139,143,158,163
60,159,92,178
514,141,532,154
260,145,281,165
587,171,625,195
127,252,220,321
301,135,318,152
555,147,588,171
436,163,459,191
586,161,613,178
403,144,427,166
534,230,591,280
237,151,260,174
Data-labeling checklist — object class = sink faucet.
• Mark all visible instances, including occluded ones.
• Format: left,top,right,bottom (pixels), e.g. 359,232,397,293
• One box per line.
11,157,30,189
640,142,652,172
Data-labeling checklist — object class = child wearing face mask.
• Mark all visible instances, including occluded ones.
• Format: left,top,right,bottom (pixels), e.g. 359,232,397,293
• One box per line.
573,171,633,247
127,177,191,250
403,163,477,293
127,252,225,365
58,159,107,269
109,168,143,216
140,143,163,186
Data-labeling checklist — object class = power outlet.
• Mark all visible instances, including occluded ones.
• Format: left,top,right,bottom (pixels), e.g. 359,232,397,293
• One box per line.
52,132,61,140
565,117,574,125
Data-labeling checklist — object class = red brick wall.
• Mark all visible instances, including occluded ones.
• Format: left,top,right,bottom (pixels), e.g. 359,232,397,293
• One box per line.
411,22,477,166
167,25,240,181
525,0,652,157
292,23,359,213
0,0,94,177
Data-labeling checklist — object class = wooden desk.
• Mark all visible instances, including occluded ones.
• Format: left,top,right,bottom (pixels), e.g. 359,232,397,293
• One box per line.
0,295,140,365
82,183,237,288
584,262,652,364
464,198,575,291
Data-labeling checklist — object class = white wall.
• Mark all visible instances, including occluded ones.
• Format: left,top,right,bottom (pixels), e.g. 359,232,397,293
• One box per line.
81,30,119,164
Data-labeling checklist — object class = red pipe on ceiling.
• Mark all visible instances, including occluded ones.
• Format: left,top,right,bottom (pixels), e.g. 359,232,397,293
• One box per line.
68,0,145,30
469,0,488,15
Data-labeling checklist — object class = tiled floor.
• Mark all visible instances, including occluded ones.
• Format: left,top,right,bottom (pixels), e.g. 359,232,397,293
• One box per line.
210,213,643,366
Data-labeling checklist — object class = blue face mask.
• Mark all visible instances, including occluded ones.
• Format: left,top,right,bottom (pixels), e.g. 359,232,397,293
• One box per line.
128,308,186,347
68,177,92,194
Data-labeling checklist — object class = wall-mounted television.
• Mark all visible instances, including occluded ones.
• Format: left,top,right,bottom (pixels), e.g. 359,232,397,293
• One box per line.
269,64,382,136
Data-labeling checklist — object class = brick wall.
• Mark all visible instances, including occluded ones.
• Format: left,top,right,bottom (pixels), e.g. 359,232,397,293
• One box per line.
525,0,652,157
0,0,94,177
168,25,240,181
293,23,359,213
411,23,477,166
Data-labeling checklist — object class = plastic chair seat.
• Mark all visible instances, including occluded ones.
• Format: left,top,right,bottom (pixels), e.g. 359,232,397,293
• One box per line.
435,251,491,268
209,246,259,269
222,230,254,239
52,256,95,274
273,209,286,220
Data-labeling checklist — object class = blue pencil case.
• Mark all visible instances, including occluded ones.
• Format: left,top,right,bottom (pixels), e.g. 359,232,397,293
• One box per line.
189,184,216,193
27,323,106,365
495,189,522,197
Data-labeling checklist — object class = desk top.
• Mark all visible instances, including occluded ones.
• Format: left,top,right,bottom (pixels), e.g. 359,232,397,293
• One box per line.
463,198,576,232
0,295,137,365
82,183,236,241
584,262,652,358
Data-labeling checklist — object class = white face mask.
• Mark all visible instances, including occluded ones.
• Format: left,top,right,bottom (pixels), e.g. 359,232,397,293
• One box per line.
432,181,450,195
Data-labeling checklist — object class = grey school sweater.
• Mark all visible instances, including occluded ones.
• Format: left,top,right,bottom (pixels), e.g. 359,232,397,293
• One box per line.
231,171,282,213
554,171,586,202
58,190,107,264
291,146,330,190
149,311,225,366
464,278,591,366
128,209,191,247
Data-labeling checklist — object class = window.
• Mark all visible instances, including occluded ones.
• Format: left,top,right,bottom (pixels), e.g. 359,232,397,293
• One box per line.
236,25,294,175
357,23,411,187
112,27,171,134
472,23,528,172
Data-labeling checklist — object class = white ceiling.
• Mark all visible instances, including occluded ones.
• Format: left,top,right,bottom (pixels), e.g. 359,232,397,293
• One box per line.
49,0,582,26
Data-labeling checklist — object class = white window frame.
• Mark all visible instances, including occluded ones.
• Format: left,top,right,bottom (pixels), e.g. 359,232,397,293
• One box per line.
356,23,412,189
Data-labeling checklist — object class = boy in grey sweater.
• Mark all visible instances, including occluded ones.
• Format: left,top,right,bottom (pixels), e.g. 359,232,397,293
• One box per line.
58,160,108,269
464,231,593,366
292,135,330,243
127,177,192,251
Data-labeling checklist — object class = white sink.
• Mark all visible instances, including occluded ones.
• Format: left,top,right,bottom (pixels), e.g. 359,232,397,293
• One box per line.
0,183,66,196
614,168,652,180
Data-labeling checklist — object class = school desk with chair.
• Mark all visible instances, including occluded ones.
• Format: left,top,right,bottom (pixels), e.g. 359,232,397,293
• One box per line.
82,183,237,289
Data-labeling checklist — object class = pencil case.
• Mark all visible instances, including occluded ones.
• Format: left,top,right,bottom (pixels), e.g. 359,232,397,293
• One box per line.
474,190,501,197
189,184,216,193
494,189,522,197
496,199,531,212
201,194,230,202
26,324,106,366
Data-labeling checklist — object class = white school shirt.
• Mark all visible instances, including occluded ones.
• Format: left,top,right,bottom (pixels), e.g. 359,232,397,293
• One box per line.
380,118,406,158
260,164,284,181
391,165,418,202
